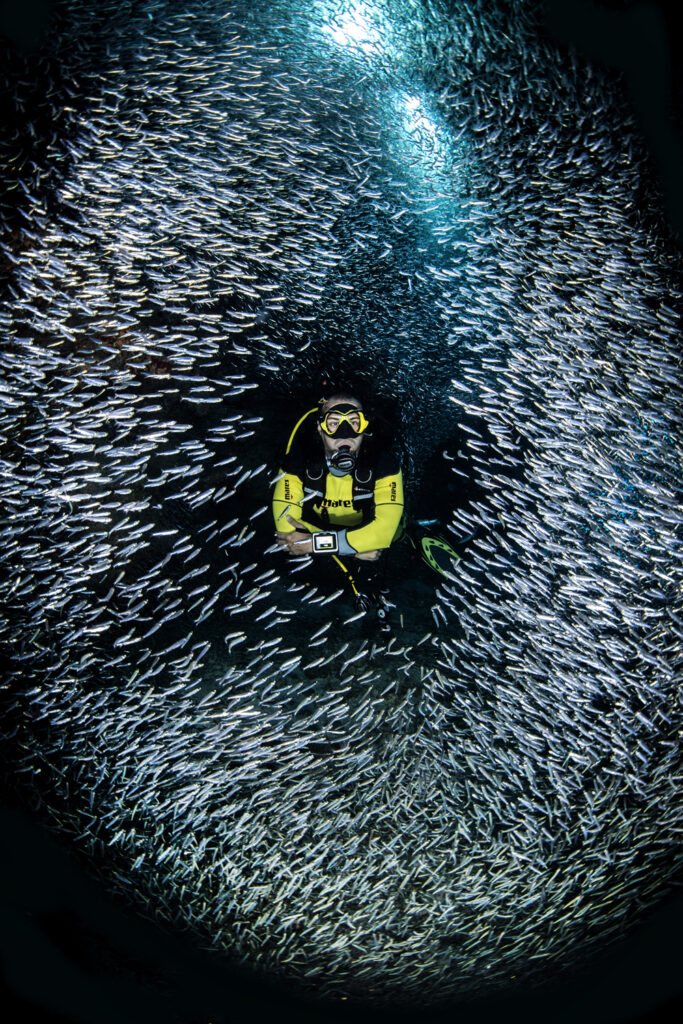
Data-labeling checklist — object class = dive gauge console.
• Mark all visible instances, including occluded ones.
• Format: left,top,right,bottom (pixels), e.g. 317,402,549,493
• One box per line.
312,531,339,554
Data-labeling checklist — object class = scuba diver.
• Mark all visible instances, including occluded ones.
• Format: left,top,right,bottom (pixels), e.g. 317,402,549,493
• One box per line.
272,392,404,630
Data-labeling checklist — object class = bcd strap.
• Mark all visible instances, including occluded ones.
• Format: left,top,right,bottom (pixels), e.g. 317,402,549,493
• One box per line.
303,459,376,520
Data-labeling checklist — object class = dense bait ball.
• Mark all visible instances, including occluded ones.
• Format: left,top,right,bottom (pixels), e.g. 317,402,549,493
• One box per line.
1,0,681,1011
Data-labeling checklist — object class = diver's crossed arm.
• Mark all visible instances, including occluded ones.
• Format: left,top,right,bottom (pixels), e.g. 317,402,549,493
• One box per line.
272,468,404,557
272,469,305,533
272,470,316,554
345,471,404,554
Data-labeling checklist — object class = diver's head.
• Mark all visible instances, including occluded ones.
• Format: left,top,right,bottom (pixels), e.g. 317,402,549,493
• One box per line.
317,393,368,473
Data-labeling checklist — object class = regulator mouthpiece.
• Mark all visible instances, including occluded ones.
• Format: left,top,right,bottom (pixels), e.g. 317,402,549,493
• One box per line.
330,446,357,473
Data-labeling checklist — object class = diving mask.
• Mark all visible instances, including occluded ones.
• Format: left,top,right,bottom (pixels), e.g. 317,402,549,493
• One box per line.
319,404,369,438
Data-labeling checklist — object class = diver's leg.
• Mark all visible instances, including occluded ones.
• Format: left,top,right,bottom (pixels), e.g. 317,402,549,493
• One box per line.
350,552,391,631
352,552,382,595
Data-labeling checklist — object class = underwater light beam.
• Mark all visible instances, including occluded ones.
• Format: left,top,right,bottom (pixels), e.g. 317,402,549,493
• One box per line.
321,0,384,54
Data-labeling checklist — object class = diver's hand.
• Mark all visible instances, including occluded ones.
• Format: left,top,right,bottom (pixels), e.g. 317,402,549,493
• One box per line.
276,515,313,555
277,530,312,555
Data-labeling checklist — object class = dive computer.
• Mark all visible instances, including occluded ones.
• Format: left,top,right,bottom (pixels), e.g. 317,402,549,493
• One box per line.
312,531,339,554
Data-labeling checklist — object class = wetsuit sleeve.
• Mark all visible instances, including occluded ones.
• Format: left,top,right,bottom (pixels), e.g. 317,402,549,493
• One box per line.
272,469,305,533
346,470,404,553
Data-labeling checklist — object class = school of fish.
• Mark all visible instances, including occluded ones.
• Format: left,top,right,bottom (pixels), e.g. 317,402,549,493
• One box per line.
1,0,681,1009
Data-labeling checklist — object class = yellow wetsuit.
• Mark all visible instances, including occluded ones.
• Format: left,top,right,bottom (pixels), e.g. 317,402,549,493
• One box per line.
273,464,404,553
272,410,404,556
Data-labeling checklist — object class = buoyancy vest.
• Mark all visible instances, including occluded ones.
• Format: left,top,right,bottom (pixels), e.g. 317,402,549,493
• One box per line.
301,458,376,527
